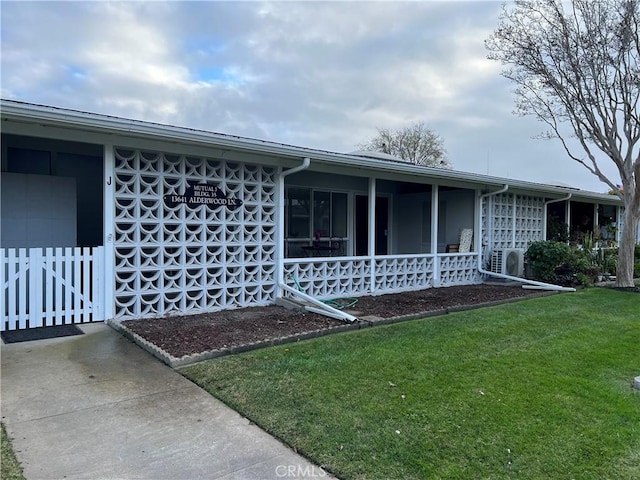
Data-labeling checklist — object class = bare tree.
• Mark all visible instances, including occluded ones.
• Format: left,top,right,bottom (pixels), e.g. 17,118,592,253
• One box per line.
359,121,451,168
486,0,639,288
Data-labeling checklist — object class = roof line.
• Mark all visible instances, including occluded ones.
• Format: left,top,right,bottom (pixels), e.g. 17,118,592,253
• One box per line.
0,98,619,202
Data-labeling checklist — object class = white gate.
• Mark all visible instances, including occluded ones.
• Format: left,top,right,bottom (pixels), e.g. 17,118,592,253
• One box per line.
1,247,104,331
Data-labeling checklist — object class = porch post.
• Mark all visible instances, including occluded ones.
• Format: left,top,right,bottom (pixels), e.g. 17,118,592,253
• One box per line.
103,143,115,320
275,166,285,298
368,177,376,293
431,184,440,287
474,188,483,263
542,201,548,240
565,200,572,240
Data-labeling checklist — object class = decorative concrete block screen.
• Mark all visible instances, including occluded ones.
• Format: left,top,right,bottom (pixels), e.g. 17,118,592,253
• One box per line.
374,256,436,292
439,254,481,286
284,253,481,299
283,258,372,298
483,193,545,251
514,196,545,249
113,149,277,319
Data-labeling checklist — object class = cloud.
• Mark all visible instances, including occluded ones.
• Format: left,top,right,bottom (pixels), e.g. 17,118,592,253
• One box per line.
0,0,620,193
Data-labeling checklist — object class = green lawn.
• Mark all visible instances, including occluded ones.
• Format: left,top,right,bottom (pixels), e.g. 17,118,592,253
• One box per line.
181,288,640,480
1,423,25,480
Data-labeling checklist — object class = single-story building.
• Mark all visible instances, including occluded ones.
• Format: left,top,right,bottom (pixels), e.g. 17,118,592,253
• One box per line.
0,99,631,331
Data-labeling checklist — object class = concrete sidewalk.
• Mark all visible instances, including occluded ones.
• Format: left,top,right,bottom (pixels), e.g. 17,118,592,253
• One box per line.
1,323,332,479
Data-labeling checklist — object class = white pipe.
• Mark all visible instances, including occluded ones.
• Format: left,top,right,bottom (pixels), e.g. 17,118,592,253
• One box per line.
275,157,358,323
280,157,311,180
280,283,358,323
480,184,509,200
480,184,508,258
275,158,311,289
543,193,572,240
478,264,575,291
478,185,508,270
477,185,575,292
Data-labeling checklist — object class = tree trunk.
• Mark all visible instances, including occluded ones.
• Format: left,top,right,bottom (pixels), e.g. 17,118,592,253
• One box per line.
616,204,638,288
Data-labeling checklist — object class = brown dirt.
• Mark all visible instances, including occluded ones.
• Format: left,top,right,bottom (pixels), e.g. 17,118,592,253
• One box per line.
122,284,544,358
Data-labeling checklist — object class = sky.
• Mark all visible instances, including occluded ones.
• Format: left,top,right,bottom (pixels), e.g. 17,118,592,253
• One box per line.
0,1,621,193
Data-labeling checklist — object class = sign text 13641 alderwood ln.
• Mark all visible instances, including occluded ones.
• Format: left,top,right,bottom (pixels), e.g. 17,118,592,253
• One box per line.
163,183,242,208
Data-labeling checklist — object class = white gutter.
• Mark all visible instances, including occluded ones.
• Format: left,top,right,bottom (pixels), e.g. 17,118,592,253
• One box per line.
480,184,508,260
476,185,576,292
275,157,358,323
480,184,510,199
543,193,572,239
0,100,622,203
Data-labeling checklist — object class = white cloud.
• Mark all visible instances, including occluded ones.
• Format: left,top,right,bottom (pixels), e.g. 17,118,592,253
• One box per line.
0,0,620,193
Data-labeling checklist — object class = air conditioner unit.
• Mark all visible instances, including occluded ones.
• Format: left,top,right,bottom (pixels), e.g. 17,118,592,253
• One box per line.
491,248,525,277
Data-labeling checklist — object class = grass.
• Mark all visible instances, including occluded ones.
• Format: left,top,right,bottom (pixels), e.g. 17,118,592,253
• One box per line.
181,288,640,479
1,423,25,480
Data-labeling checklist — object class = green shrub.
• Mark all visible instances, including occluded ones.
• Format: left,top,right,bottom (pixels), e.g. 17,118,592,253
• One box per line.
596,248,618,277
634,262,640,278
525,241,574,283
525,240,600,286
574,272,592,286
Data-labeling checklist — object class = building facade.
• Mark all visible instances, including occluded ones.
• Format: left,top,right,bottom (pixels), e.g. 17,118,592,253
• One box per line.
0,100,628,330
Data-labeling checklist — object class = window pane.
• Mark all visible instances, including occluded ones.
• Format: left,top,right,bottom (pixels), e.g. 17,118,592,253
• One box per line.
331,192,348,237
7,148,51,175
313,191,331,237
287,188,310,238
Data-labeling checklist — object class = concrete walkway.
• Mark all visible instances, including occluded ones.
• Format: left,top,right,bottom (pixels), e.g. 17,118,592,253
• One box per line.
1,323,332,479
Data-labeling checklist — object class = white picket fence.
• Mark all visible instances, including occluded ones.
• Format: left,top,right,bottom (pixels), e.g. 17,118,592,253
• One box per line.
1,247,104,331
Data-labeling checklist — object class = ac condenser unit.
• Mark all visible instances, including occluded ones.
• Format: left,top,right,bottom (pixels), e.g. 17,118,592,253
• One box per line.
491,248,525,277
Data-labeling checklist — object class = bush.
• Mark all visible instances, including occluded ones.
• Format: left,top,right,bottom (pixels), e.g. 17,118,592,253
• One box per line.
525,241,574,283
525,240,600,286
596,248,618,278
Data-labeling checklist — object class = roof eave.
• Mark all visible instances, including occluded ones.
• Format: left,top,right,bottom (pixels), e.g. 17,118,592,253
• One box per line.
0,99,621,203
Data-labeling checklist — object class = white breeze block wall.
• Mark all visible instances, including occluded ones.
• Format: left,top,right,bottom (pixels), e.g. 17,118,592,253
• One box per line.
113,149,277,320
482,192,545,252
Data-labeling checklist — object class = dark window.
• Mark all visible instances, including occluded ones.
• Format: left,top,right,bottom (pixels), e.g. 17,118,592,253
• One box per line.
7,148,51,174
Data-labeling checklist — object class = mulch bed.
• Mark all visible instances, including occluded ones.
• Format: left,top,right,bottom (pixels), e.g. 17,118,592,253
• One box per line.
122,284,544,358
